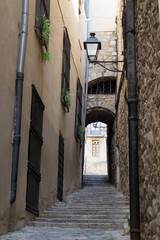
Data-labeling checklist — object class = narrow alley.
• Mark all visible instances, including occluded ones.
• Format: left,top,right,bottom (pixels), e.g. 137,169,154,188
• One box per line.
1,175,130,240
1,0,160,239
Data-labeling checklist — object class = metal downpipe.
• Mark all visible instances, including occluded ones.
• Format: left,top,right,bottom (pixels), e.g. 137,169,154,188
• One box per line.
126,0,140,239
10,0,29,204
81,0,90,187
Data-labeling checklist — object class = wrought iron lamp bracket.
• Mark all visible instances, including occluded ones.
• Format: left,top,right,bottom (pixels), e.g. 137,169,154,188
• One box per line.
89,60,124,73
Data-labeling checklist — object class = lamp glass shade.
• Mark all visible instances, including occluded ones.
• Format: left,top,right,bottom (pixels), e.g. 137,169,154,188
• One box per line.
86,43,98,61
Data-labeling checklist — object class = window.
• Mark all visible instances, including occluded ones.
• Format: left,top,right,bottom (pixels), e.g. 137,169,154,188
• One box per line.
88,79,116,95
61,28,71,111
92,140,99,156
35,0,50,47
75,79,83,141
57,133,64,201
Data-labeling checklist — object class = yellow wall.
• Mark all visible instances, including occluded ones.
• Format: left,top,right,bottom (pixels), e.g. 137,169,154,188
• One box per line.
0,0,87,234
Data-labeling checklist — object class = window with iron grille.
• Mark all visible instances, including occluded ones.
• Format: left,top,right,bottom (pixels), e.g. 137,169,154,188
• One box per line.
88,79,116,95
26,85,44,215
57,133,64,201
75,79,83,141
92,140,99,157
61,28,71,112
35,0,50,48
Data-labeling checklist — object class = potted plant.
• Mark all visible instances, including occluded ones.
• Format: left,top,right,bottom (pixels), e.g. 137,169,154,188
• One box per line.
77,125,83,141
35,14,53,62
61,89,71,112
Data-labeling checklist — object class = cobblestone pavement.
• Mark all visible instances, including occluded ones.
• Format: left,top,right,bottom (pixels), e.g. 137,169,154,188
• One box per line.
1,175,130,240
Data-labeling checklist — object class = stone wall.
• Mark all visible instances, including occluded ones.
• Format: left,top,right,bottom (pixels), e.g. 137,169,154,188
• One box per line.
110,0,129,197
87,94,115,113
135,0,160,239
88,31,117,82
111,81,129,196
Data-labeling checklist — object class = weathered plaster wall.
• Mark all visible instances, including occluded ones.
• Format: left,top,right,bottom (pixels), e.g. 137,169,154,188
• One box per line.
84,132,107,175
0,0,86,234
135,0,160,239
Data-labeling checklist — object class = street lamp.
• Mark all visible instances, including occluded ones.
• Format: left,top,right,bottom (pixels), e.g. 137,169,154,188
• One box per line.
83,33,124,72
83,33,101,62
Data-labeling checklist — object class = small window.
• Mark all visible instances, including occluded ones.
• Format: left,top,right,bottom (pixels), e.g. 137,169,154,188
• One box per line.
92,140,99,156
35,0,50,48
57,133,64,201
61,28,71,111
75,79,83,141
88,79,116,95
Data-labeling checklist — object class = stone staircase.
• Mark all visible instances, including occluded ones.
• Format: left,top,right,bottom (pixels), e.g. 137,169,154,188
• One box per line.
1,175,130,240
29,175,130,239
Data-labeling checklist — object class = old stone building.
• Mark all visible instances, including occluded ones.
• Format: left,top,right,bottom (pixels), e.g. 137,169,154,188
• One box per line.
0,0,87,234
112,0,160,239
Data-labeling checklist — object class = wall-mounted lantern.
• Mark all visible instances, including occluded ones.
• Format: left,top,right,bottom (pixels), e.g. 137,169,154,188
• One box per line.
83,33,101,62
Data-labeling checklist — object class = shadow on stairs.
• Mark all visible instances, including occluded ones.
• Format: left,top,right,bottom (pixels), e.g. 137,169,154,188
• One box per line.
83,174,110,186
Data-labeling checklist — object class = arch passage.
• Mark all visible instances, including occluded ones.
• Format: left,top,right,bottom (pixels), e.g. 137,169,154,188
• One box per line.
86,106,115,126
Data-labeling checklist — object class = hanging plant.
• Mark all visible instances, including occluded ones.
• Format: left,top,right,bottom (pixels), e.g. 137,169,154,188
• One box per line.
36,14,53,62
41,51,51,62
65,90,71,108
41,16,53,45
78,125,83,141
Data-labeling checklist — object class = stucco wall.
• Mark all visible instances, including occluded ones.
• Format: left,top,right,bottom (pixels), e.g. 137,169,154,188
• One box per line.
84,135,107,175
89,0,117,32
0,0,86,234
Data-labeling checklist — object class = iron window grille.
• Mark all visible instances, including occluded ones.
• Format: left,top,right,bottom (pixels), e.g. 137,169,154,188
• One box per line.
26,85,44,215
57,133,64,201
75,79,83,141
35,0,50,48
88,79,116,95
61,28,71,112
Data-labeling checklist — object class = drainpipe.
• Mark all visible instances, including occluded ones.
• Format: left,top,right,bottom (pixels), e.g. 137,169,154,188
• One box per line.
10,0,29,204
81,0,90,188
126,0,140,239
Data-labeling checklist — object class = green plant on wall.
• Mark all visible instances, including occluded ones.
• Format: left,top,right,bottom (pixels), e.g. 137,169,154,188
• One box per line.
65,90,71,108
78,125,83,141
41,15,53,45
36,14,53,62
41,51,50,62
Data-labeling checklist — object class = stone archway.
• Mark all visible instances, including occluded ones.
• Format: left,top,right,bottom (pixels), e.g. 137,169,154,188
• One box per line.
86,106,115,126
85,106,115,180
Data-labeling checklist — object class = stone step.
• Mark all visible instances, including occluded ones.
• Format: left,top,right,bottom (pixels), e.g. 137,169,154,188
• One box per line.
36,216,128,222
29,221,126,230
39,213,129,219
44,209,129,214
29,176,130,239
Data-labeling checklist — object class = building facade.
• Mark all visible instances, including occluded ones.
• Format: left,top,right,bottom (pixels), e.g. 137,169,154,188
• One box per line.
0,0,87,234
84,122,108,175
113,0,160,239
